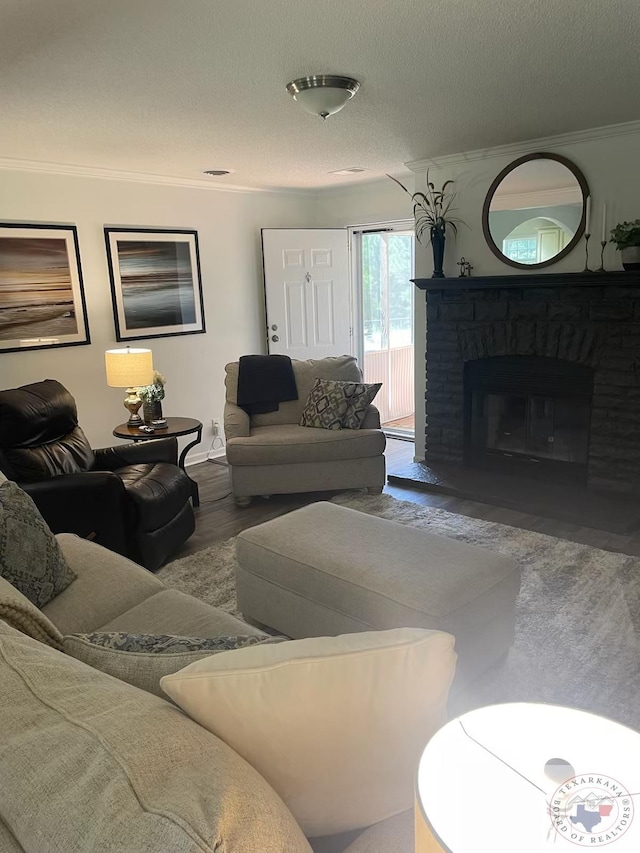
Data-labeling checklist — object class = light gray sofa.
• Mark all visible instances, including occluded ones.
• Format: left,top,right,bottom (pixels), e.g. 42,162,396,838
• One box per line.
0,533,413,853
224,356,386,505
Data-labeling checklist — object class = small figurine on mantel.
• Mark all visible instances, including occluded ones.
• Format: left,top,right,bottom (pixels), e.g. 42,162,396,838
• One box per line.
457,257,474,278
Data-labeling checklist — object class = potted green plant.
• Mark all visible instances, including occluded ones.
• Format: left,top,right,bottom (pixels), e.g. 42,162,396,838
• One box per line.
388,171,465,278
610,220,640,271
137,370,167,425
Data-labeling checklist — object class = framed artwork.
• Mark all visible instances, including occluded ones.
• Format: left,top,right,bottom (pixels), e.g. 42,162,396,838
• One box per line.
104,228,206,342
0,223,90,354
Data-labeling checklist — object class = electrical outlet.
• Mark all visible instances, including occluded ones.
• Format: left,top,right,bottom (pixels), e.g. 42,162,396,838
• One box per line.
211,418,221,436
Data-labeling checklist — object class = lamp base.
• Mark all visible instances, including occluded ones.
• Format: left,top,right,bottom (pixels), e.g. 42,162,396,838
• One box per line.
124,388,143,426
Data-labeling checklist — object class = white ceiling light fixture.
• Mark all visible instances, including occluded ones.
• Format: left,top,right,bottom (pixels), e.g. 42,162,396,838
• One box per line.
286,75,360,120
329,167,368,176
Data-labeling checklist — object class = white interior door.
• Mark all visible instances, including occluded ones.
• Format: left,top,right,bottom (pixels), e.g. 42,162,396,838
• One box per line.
262,229,351,358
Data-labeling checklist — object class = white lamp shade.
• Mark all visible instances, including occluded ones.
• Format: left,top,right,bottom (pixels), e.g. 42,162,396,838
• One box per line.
292,87,353,117
105,348,153,388
416,703,640,852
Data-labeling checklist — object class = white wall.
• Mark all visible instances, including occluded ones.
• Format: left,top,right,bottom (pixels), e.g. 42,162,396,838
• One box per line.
313,177,413,229
0,169,316,458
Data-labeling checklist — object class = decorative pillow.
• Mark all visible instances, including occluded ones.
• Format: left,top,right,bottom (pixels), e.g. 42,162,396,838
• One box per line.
341,381,382,429
0,481,76,608
63,631,286,697
299,378,349,430
161,627,457,838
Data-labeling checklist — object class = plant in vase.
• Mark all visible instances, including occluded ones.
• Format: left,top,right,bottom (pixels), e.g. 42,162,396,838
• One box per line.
137,370,167,426
388,171,465,278
610,220,640,271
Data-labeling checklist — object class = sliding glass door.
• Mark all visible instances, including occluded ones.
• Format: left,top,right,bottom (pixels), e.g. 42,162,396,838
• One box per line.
353,223,415,437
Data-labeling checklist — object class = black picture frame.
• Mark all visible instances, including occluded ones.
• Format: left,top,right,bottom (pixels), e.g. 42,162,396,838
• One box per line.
104,227,206,342
0,222,90,354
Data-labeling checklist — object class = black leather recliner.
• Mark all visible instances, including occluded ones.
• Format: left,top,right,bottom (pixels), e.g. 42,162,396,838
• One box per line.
0,379,195,571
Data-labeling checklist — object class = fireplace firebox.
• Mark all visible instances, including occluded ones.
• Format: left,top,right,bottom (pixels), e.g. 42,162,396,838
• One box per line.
464,356,593,483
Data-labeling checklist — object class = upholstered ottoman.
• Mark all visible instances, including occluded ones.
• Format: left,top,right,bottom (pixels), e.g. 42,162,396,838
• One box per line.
235,501,521,688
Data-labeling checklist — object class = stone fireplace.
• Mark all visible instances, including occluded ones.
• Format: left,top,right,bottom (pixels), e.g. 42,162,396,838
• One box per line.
417,271,640,495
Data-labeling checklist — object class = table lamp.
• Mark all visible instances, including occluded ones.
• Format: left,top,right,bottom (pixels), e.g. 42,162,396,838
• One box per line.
105,347,154,426
415,702,640,852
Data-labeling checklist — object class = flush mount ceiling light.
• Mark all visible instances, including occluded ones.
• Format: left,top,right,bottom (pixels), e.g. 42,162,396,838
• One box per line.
202,169,235,176
286,75,360,120
329,167,367,176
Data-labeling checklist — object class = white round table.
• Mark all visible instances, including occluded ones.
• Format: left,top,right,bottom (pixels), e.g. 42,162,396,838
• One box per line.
416,703,640,852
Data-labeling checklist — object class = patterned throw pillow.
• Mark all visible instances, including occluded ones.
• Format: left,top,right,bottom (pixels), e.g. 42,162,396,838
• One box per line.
63,631,286,698
72,632,284,654
342,382,382,429
300,378,349,430
0,481,77,608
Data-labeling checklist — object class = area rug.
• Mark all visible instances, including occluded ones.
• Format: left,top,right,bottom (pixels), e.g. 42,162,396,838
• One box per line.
159,492,640,730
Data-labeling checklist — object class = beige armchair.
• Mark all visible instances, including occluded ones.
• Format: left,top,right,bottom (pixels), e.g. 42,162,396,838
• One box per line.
224,356,386,506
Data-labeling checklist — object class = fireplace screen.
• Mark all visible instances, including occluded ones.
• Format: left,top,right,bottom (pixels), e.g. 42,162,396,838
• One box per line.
465,356,592,481
470,392,589,463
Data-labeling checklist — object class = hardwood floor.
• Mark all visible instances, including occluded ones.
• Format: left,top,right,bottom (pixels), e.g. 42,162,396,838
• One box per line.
174,439,640,560
382,414,415,430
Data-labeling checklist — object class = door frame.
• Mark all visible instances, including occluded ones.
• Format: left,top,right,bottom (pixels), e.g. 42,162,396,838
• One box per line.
349,219,415,437
348,220,415,367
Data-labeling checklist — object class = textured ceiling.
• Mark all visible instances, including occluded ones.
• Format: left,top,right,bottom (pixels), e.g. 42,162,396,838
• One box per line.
1,0,639,189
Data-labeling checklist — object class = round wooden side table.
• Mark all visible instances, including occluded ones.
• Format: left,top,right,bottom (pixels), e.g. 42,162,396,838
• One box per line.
113,417,203,507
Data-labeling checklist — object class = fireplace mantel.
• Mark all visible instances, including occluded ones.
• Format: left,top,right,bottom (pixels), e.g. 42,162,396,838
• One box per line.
413,270,639,291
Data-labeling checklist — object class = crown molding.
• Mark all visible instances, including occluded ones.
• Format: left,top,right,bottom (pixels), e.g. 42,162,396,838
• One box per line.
405,120,640,173
0,157,312,196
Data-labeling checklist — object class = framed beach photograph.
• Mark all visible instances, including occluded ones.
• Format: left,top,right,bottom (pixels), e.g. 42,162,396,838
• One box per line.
104,228,205,342
0,223,90,354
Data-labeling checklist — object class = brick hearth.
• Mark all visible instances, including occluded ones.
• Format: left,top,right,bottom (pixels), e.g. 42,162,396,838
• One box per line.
415,271,640,495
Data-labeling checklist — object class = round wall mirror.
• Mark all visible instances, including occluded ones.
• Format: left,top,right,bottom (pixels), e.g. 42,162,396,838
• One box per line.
482,152,590,269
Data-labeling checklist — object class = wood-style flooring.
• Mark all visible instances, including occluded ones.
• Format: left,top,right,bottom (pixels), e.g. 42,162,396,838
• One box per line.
382,414,415,431
175,439,640,560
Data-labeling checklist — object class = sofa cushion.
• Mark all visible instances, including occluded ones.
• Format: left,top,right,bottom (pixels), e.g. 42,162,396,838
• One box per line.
300,379,350,430
43,534,164,635
226,424,386,466
0,575,63,650
0,620,311,853
161,628,456,838
96,587,267,638
226,356,363,427
63,631,285,697
0,481,76,608
0,817,24,853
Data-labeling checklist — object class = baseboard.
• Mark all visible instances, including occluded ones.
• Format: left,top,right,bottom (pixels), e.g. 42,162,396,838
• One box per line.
185,448,226,466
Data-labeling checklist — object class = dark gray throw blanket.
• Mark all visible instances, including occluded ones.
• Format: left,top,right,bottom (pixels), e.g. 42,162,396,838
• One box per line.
237,354,298,415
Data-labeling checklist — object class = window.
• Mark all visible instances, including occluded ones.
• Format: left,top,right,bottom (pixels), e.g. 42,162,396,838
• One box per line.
503,236,537,263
